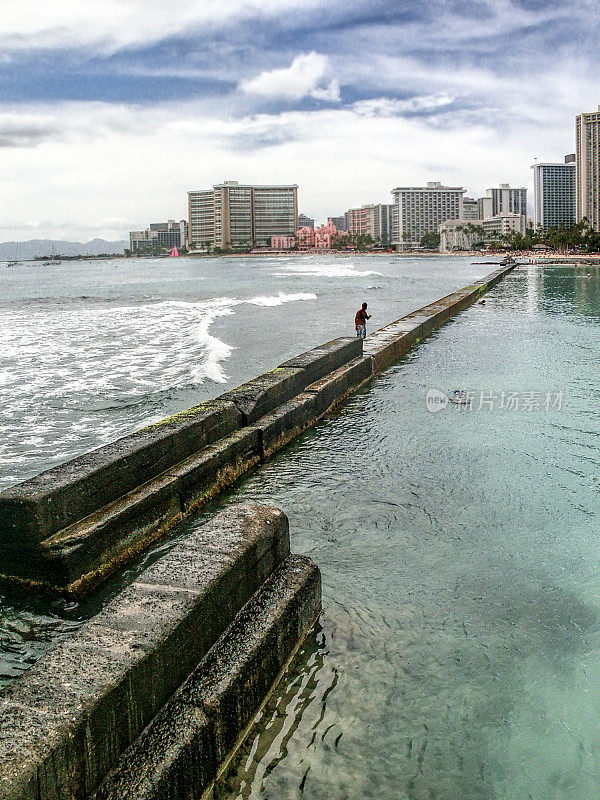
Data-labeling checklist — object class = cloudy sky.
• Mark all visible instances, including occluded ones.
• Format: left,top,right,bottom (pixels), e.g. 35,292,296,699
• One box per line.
0,0,598,242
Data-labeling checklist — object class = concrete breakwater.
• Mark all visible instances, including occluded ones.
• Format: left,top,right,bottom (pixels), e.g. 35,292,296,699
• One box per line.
0,504,322,800
0,263,514,596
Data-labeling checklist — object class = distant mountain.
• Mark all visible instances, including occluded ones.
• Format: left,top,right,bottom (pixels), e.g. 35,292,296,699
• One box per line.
0,238,128,260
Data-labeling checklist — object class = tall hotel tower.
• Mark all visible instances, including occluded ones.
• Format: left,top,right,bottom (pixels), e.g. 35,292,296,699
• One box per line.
188,181,298,248
531,156,576,230
576,106,600,229
477,184,527,220
391,181,465,249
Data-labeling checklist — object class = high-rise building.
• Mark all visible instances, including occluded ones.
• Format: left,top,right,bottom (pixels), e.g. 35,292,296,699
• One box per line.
187,190,214,247
461,197,479,220
477,184,527,220
298,213,315,229
188,181,298,248
344,204,393,242
391,182,465,248
531,156,576,230
328,215,347,231
576,106,600,228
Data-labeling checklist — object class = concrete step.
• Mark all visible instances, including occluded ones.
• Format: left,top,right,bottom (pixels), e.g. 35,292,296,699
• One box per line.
90,554,321,800
0,505,293,800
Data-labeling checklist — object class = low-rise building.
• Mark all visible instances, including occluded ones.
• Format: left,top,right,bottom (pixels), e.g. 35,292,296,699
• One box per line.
297,226,316,248
439,213,527,251
481,213,527,242
439,220,482,251
129,229,158,251
314,222,338,249
270,235,295,249
297,223,341,249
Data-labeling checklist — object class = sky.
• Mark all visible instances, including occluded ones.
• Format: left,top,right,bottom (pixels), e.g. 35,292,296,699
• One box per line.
0,0,598,242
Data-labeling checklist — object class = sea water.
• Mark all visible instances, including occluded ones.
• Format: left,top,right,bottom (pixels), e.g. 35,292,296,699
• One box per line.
2,257,600,799
0,253,487,685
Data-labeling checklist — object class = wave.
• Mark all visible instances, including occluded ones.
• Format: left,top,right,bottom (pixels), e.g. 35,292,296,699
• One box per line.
273,261,382,278
246,292,317,307
191,302,236,384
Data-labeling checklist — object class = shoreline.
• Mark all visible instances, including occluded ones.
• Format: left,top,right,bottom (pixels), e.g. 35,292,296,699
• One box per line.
6,250,600,266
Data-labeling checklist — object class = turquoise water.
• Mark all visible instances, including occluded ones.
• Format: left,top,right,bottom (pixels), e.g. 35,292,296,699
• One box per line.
3,258,600,798
193,263,600,799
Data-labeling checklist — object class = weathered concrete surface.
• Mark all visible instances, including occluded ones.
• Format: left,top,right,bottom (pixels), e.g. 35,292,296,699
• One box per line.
220,338,363,425
0,400,241,546
249,355,372,458
280,337,362,383
0,429,265,593
306,355,374,416
90,554,321,800
168,427,262,514
220,367,306,425
0,505,291,800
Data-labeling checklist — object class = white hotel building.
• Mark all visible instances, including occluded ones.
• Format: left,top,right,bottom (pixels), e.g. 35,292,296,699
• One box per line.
188,181,298,248
477,184,527,220
391,182,465,249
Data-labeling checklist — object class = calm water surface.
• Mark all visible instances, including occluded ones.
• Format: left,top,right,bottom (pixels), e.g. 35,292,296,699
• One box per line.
2,256,600,799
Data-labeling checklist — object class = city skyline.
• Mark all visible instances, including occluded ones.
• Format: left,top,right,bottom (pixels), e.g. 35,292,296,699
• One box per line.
0,0,598,242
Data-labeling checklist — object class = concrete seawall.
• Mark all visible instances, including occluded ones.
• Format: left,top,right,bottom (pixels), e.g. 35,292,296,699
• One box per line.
0,504,321,800
0,264,515,595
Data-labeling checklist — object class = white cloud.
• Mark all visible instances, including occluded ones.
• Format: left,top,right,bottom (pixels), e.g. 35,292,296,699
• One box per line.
0,0,327,52
240,52,341,102
353,94,454,117
0,95,578,242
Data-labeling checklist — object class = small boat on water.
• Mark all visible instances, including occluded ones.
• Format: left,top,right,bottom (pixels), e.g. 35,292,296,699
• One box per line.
7,260,20,267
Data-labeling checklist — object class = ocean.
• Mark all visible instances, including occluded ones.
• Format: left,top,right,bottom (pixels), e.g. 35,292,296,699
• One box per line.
3,254,599,799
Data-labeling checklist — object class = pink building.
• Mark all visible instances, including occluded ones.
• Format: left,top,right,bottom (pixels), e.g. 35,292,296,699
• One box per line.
297,223,340,249
345,207,369,234
314,222,338,249
297,226,316,248
270,235,295,249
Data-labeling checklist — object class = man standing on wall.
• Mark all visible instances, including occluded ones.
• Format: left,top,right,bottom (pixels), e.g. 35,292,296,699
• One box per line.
355,302,371,339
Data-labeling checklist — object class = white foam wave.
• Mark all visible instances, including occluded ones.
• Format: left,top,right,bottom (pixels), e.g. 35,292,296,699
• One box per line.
274,261,382,278
191,303,236,384
246,292,317,307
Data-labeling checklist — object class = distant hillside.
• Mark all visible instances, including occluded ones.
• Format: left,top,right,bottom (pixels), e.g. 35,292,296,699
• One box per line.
0,238,128,260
